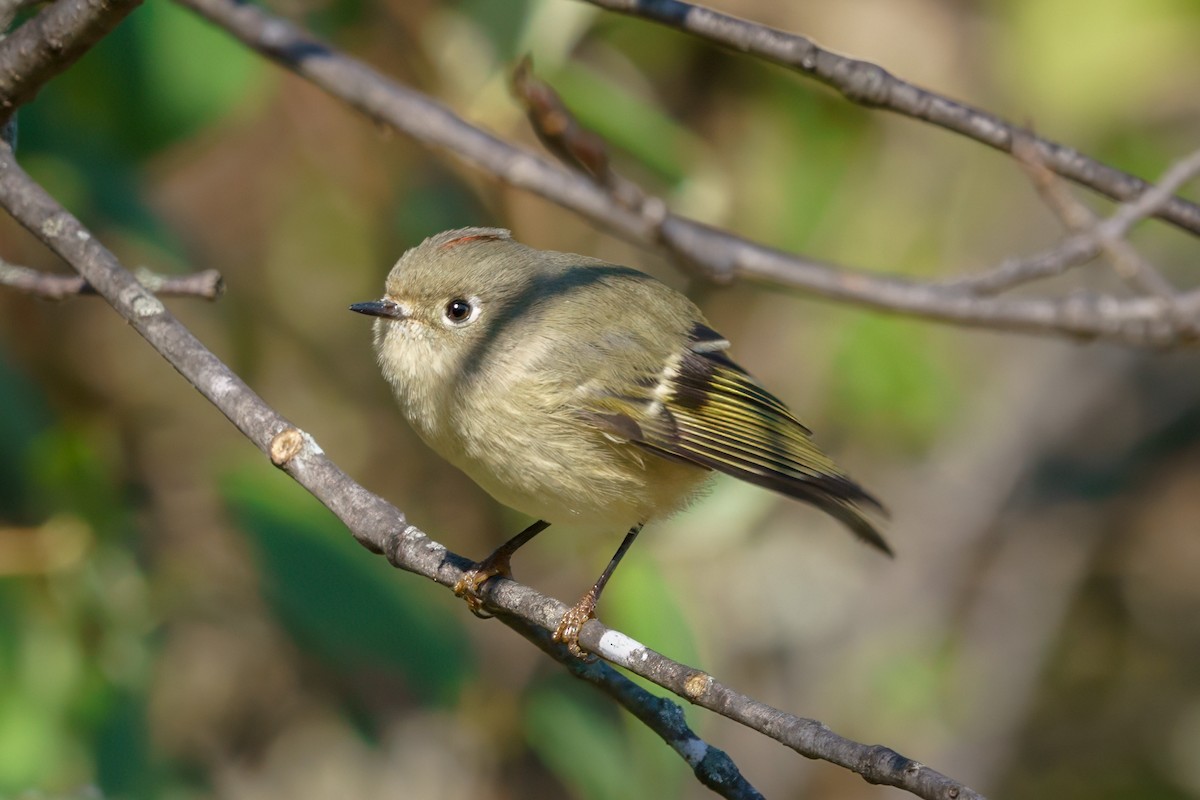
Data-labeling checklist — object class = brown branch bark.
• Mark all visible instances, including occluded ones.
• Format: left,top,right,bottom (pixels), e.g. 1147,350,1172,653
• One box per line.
0,0,143,119
0,258,224,299
0,139,983,800
577,0,1200,238
173,0,1199,348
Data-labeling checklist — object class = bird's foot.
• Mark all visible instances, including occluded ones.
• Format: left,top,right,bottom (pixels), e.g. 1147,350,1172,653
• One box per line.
453,555,513,618
553,589,599,660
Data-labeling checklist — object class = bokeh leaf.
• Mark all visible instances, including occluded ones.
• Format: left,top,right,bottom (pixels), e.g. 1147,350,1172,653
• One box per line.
0,353,52,519
524,678,629,800
224,467,474,706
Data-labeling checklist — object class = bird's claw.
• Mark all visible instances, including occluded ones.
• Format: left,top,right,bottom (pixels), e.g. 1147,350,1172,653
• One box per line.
453,565,504,619
553,591,599,660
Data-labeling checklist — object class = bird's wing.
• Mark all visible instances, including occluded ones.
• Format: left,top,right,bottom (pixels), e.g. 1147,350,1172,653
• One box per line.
582,322,891,555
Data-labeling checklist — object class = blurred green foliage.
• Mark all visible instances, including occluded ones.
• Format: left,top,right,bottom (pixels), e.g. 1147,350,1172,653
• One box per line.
224,467,475,705
1,0,1199,798
0,355,51,517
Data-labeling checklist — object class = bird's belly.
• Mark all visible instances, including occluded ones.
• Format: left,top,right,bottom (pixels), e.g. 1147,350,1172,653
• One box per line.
453,427,710,531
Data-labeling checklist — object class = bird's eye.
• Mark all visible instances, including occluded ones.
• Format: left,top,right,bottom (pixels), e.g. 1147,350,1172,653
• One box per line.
444,298,475,324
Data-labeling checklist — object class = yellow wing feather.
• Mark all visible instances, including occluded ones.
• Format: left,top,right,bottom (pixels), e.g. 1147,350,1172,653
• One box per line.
585,323,890,554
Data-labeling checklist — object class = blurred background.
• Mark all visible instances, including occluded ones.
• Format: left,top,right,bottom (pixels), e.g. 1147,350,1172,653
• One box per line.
2,0,1199,797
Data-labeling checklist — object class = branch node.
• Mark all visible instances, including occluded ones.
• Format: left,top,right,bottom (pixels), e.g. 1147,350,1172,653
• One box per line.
39,211,68,238
684,670,713,700
268,426,306,466
125,287,164,318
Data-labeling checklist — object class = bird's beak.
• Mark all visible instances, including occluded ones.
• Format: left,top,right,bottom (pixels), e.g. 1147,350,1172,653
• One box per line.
349,298,405,319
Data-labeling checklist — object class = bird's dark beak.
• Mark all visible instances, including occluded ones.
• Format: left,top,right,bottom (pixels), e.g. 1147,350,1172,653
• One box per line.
349,299,405,319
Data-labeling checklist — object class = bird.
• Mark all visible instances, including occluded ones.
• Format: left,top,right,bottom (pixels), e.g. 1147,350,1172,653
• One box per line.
350,227,889,656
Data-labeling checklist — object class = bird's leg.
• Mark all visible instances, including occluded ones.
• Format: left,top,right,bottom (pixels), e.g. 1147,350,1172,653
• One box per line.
554,523,644,658
454,519,551,617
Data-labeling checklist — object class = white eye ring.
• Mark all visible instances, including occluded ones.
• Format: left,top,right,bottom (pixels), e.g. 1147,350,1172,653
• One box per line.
442,296,482,327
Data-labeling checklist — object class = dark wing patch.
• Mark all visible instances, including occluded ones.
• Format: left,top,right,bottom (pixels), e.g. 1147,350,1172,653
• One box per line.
585,322,891,555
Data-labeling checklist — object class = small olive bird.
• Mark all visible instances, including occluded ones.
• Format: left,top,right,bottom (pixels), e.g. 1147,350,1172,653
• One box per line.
351,228,889,656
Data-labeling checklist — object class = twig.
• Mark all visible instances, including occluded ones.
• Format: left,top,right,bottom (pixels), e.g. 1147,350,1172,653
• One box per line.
1012,135,1178,299
173,0,1200,348
507,57,1198,346
511,58,1200,348
0,0,143,119
0,140,983,800
511,55,656,219
512,55,612,185
575,0,1200,238
0,258,225,300
1100,148,1200,244
938,232,1102,297
947,147,1200,297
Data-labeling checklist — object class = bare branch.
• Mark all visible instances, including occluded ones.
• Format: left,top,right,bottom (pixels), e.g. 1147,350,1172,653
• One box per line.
0,141,983,800
1012,136,1177,299
0,257,224,300
947,147,1200,298
939,233,1103,297
0,0,143,120
1100,149,1200,243
512,55,612,185
576,0,1200,238
511,55,658,219
172,0,1200,348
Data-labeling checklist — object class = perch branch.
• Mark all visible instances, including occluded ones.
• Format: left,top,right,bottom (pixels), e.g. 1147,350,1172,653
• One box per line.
174,0,1199,348
0,140,982,800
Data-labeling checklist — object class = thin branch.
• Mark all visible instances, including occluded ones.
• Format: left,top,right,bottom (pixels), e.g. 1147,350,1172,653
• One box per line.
512,55,612,185
0,0,143,119
946,147,1200,297
935,231,1101,297
511,54,652,216
509,55,1198,345
1012,136,1177,299
1101,149,1200,243
0,257,224,300
0,141,983,800
173,0,1200,348
512,55,1199,349
577,0,1200,238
